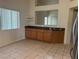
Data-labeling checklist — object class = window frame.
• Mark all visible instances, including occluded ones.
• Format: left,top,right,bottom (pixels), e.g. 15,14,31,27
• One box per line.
0,8,20,30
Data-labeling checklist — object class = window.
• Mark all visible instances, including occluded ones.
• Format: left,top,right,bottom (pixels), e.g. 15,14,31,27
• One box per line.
35,10,58,26
44,17,48,25
0,8,20,30
44,11,58,26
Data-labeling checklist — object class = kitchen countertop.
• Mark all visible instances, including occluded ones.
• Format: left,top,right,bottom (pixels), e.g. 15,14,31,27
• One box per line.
25,25,65,31
25,25,62,28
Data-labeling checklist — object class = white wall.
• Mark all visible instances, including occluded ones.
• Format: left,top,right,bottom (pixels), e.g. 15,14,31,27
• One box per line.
0,0,29,47
36,0,59,6
28,0,78,44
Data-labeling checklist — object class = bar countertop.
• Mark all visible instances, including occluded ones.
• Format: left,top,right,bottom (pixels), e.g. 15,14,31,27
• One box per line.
25,25,65,31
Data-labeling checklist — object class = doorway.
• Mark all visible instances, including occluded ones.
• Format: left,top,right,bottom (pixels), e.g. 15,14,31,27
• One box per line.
67,7,78,44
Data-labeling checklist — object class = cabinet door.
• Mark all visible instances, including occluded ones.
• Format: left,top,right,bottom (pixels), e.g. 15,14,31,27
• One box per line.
57,31,64,43
52,31,64,43
52,31,58,43
25,28,37,40
37,29,44,41
43,30,51,42
30,29,37,39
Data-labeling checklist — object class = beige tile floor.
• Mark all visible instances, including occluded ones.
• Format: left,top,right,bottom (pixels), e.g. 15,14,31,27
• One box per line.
0,39,71,59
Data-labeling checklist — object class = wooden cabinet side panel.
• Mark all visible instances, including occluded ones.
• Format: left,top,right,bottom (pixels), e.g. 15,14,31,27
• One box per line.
25,30,31,39
25,29,37,39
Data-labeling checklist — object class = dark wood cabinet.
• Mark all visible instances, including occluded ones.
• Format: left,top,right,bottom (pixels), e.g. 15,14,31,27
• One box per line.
43,30,52,42
37,29,44,41
25,26,65,43
52,31,64,43
30,29,37,39
25,29,37,39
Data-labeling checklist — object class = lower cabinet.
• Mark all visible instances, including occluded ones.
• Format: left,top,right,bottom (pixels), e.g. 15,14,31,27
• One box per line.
43,30,52,42
37,29,44,41
25,29,37,39
30,30,37,39
52,31,64,43
25,28,52,42
25,27,65,43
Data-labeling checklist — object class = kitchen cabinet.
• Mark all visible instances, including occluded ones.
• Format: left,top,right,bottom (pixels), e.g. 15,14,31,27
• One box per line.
25,28,37,39
37,29,44,41
43,30,52,42
25,26,65,43
52,31,64,43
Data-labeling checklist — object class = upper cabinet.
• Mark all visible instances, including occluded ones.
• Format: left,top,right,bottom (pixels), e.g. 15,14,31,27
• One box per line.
35,0,59,6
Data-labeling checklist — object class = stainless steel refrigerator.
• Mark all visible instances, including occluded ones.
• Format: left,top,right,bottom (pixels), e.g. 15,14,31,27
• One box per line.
70,14,78,59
